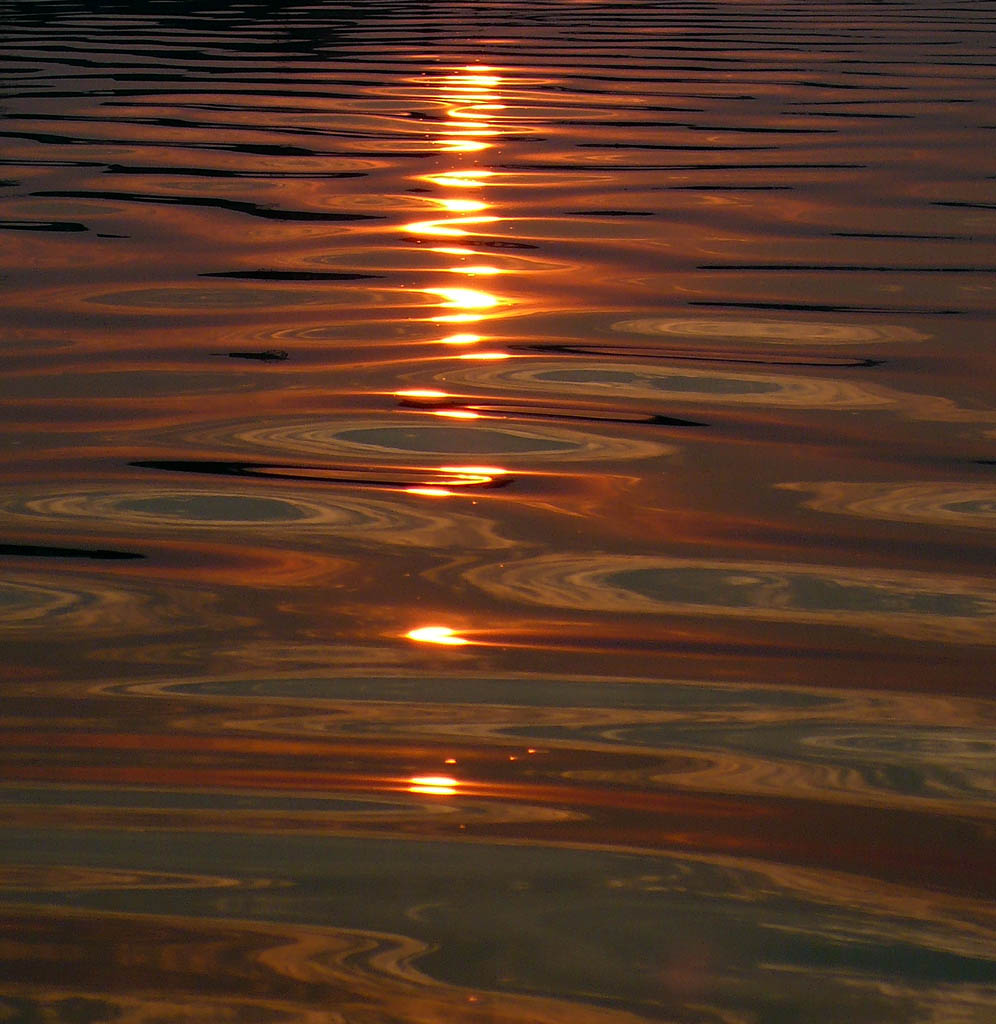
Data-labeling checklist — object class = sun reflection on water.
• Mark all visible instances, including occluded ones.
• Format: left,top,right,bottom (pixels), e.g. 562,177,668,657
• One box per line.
407,775,459,796
405,626,471,645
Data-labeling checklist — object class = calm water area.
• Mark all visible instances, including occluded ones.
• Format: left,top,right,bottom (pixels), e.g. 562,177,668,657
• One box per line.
1,1,995,1021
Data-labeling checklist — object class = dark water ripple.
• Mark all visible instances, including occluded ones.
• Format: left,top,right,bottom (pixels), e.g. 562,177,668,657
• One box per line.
2,1,996,1022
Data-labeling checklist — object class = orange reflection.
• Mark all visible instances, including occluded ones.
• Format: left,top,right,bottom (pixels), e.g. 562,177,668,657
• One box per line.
430,409,481,420
408,775,459,796
401,65,516,360
434,197,489,214
446,265,504,276
434,138,491,153
402,216,498,236
404,486,455,497
439,465,508,476
424,286,500,310
423,171,495,188
395,388,449,399
405,626,469,645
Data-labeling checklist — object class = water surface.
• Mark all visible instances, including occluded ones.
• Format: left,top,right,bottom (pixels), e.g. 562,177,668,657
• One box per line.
2,2,995,1021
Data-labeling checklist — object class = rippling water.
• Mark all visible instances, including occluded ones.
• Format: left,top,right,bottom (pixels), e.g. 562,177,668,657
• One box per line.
2,1,995,1021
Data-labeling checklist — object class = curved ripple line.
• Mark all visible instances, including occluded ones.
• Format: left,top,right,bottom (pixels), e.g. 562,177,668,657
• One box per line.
0,486,512,550
612,318,928,346
444,359,894,409
464,554,996,644
0,575,148,633
779,481,996,531
178,416,670,463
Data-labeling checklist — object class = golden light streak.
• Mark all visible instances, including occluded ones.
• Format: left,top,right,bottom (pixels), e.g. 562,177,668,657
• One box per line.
455,72,501,86
405,626,469,645
408,775,459,796
404,486,456,497
446,265,503,276
402,215,498,236
439,465,509,476
435,138,491,153
395,389,448,399
457,351,511,360
432,313,485,324
438,332,481,345
403,219,466,237
425,286,500,309
434,197,489,213
430,409,481,419
424,171,495,188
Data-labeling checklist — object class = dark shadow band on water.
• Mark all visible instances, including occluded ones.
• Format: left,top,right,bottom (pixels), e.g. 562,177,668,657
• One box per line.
0,219,87,232
201,271,379,282
130,460,512,491
511,342,884,368
104,163,368,180
690,301,965,314
31,190,382,222
218,350,289,362
0,543,143,560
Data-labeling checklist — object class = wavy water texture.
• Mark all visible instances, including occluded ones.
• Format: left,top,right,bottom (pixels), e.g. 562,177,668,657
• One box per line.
2,1,996,1022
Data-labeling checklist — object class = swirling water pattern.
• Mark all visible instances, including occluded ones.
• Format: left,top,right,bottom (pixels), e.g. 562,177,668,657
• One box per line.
1,1,995,1022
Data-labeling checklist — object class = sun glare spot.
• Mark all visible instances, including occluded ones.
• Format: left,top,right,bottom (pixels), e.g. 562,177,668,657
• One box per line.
408,775,459,796
425,171,494,188
447,265,503,276
430,409,481,419
439,465,508,475
432,313,485,324
426,287,500,309
405,486,455,497
435,198,489,214
395,389,448,399
439,332,481,345
436,139,491,153
406,626,470,645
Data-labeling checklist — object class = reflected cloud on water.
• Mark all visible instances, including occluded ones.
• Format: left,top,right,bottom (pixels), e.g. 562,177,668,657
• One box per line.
464,553,996,645
0,485,514,550
780,481,996,531
174,415,670,463
1,829,994,1024
444,357,996,425
612,317,928,347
